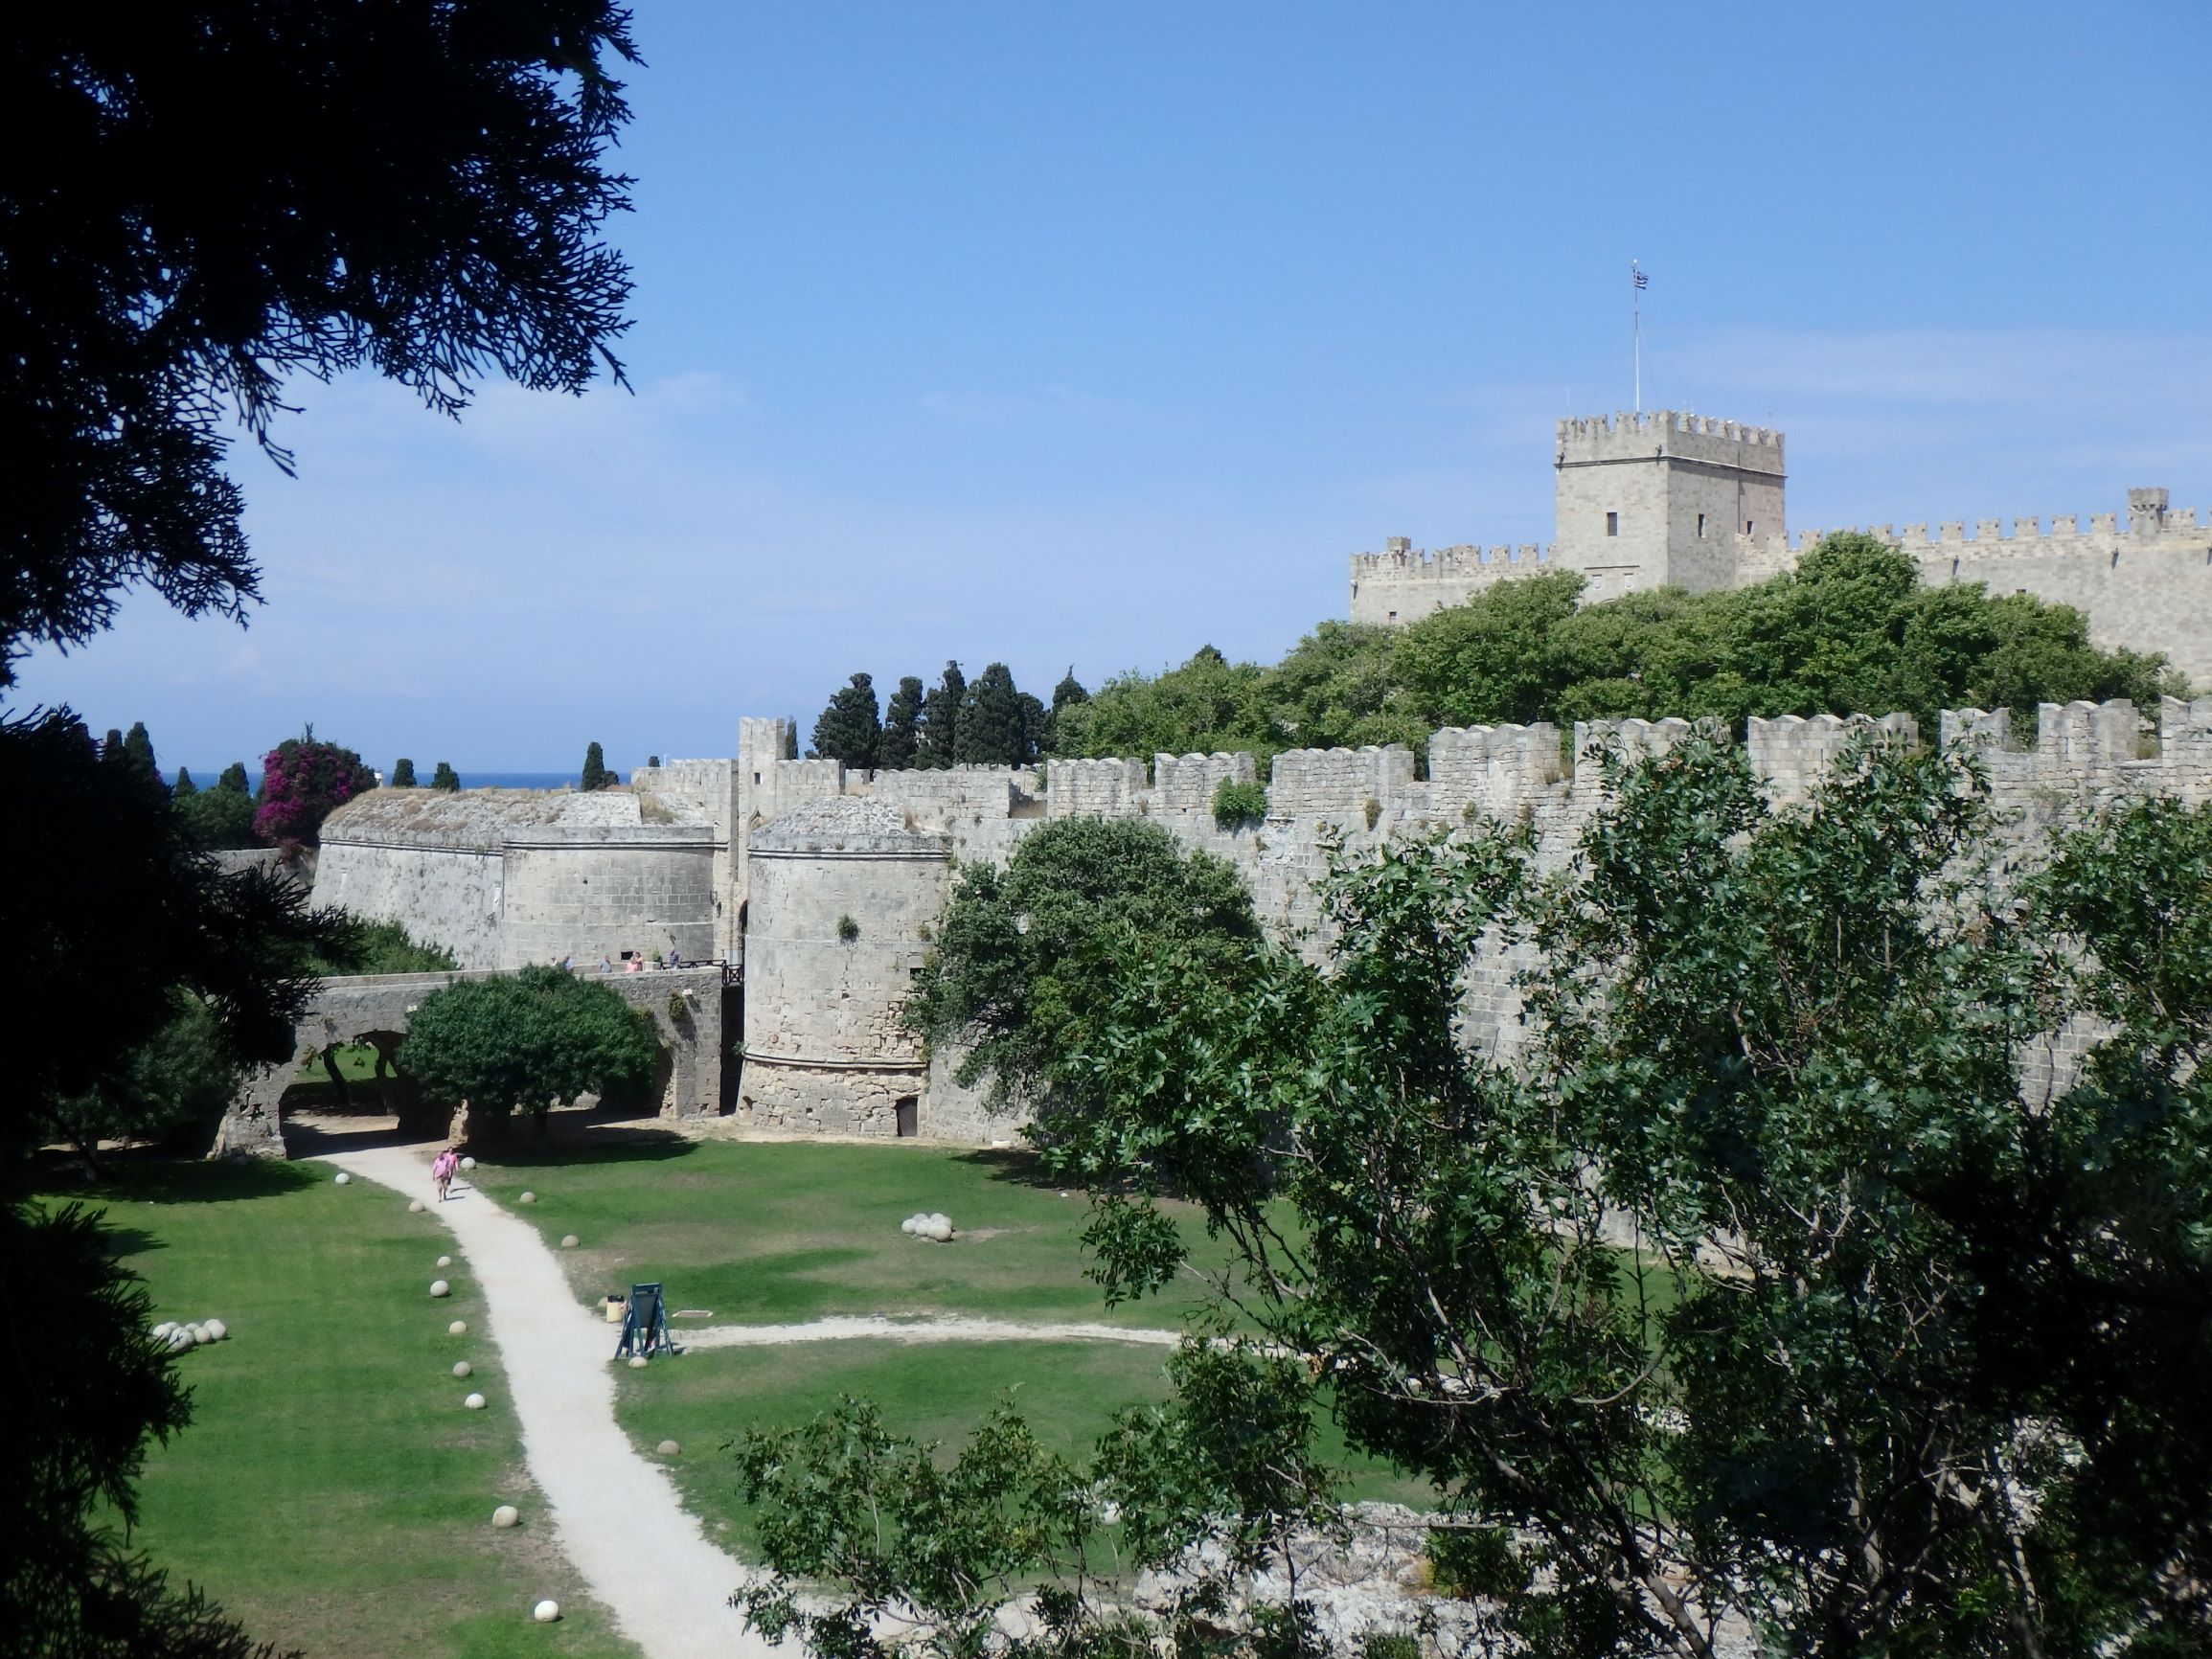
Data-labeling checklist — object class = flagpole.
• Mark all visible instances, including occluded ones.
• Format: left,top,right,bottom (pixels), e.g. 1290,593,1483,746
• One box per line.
1631,259,1642,414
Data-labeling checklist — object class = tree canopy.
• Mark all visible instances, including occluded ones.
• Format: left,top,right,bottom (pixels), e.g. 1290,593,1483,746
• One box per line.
399,966,658,1138
1,1,638,683
811,673,882,768
906,816,1261,1137
580,740,611,792
429,761,461,791
389,757,417,787
1053,538,2177,767
917,661,967,770
880,676,924,770
252,731,374,847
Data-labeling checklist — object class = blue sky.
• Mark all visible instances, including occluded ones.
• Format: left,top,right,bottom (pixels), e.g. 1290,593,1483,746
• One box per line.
24,0,2212,773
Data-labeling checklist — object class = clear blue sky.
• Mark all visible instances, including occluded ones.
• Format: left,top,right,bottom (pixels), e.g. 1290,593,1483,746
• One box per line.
24,0,2212,773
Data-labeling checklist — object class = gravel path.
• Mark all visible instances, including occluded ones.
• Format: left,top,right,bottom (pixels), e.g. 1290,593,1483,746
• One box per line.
322,1145,771,1659
682,1314,1181,1351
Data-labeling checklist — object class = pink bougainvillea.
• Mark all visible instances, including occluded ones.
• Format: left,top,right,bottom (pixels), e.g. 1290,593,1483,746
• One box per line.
253,730,377,847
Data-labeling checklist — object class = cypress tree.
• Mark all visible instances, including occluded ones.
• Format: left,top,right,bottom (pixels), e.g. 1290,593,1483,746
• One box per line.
1045,667,1089,753
810,673,882,768
783,723,798,760
581,741,610,791
172,766,197,798
123,721,159,787
430,761,461,791
391,758,418,787
918,661,966,770
216,761,251,795
880,676,924,770
955,663,1031,766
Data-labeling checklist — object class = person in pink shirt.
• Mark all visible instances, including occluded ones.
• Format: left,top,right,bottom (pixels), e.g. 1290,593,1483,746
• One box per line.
431,1146,460,1202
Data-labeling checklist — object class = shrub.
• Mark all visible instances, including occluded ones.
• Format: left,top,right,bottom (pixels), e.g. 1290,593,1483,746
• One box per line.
836,914,860,943
1212,778,1267,828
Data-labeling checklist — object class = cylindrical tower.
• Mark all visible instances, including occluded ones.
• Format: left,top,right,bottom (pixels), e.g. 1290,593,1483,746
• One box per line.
738,797,947,1135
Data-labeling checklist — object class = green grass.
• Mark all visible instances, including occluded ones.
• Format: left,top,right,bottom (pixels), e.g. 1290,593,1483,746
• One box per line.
46,1158,641,1659
291,1041,385,1083
467,1138,1230,1329
467,1138,1435,1537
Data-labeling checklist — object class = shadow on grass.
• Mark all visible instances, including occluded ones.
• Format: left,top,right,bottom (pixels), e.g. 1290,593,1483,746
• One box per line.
955,1145,1065,1191
36,1155,322,1208
467,1117,699,1170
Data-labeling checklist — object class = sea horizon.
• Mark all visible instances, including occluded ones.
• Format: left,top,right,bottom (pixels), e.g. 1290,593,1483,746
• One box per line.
161,769,612,793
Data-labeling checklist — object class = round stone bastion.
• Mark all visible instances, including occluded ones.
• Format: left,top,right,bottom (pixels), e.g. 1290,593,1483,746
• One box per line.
738,796,947,1137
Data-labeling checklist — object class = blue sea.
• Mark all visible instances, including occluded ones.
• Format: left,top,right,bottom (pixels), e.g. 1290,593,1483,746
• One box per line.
164,769,606,792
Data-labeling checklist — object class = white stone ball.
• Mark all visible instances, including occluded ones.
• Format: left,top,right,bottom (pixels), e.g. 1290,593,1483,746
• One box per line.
430,1280,451,1298
203,1319,227,1341
453,1361,473,1378
408,1199,425,1214
187,1324,209,1344
492,1505,519,1529
533,1600,560,1624
168,1329,194,1352
627,1356,649,1370
448,1320,467,1335
560,1235,579,1249
152,1322,176,1340
332,1171,352,1186
437,1255,452,1268
518,1192,536,1205
656,1440,680,1456
901,1216,919,1234
925,1220,952,1243
461,1156,477,1171
928,1213,949,1230
465,1392,487,1410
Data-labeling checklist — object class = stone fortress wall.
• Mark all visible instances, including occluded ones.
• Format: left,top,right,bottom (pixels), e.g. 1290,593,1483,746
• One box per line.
1350,412,2212,685
285,693,2212,1150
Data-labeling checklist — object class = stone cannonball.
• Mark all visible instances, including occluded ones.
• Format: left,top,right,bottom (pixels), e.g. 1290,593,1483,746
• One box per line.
408,1199,425,1214
437,1255,452,1268
656,1440,680,1456
460,1156,477,1171
464,1392,487,1410
453,1361,473,1378
560,1235,580,1249
492,1505,520,1529
518,1192,536,1205
533,1600,560,1624
167,1329,195,1352
924,1220,953,1243
152,1322,177,1340
187,1324,209,1344
900,1216,919,1235
448,1320,467,1335
332,1171,352,1186
429,1280,451,1298
627,1356,649,1370
203,1319,228,1341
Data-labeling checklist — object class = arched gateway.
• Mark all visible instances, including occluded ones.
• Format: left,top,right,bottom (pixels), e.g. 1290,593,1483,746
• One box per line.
213,965,729,1157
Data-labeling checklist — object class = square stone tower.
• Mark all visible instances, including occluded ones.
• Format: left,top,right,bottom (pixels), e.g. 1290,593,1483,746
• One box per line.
1553,412,1786,600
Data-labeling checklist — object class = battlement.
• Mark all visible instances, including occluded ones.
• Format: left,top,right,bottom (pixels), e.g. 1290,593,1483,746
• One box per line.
1349,540,1558,580
1269,744,1416,817
1774,497,2205,562
1557,410,1786,475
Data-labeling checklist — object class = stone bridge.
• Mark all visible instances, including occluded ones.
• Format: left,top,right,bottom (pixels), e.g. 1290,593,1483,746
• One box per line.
214,965,732,1157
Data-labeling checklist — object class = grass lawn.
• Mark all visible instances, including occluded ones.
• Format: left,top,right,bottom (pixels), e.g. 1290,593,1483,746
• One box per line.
43,1157,641,1659
466,1135,1435,1537
467,1137,1231,1330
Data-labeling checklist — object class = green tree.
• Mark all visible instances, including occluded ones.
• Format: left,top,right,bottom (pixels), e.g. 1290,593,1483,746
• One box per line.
580,740,611,791
1,2,636,686
1051,645,1272,762
917,661,966,770
811,673,882,768
907,817,1261,1138
1016,739,2212,1657
310,918,458,978
41,993,243,1175
389,757,417,787
429,761,461,792
954,662,1034,766
880,675,924,770
171,767,196,798
216,761,250,795
174,782,256,851
399,966,659,1144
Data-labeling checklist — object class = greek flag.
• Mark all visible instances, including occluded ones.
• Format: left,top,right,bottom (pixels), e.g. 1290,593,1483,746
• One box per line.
1632,265,1649,291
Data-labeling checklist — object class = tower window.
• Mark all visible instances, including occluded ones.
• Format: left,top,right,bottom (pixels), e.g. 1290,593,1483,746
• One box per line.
1698,512,1707,538
1745,520,1755,536
1605,511,1618,537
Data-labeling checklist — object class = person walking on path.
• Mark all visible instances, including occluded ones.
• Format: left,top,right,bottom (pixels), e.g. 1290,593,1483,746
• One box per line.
431,1146,460,1201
